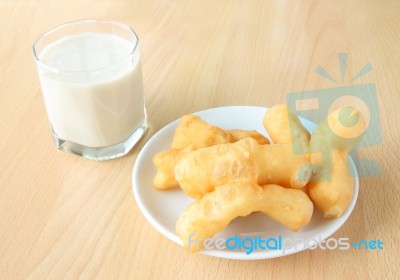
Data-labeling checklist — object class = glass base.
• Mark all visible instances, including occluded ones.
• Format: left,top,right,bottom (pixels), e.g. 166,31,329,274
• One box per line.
52,123,147,161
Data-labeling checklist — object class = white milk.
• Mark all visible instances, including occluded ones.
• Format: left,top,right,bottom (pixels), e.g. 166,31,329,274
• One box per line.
37,32,145,148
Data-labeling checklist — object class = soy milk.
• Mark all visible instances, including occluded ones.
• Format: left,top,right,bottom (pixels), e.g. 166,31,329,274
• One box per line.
37,32,145,148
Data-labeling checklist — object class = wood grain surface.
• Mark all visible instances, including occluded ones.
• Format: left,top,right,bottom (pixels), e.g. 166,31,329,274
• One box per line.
1,0,399,279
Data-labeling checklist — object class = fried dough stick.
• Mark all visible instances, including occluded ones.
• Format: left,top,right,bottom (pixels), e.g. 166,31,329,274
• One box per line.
308,150,354,218
263,104,310,154
153,115,269,189
309,106,366,218
175,138,312,199
263,105,312,194
176,182,313,252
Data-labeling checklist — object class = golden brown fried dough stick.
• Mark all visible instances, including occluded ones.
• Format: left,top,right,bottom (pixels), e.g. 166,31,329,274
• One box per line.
171,115,234,149
263,104,310,153
175,138,312,199
153,115,269,189
176,182,313,252
263,104,311,194
153,148,190,190
228,129,270,145
308,150,353,218
308,107,366,218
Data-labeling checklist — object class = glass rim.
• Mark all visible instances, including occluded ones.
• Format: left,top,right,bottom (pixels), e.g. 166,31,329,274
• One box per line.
32,19,140,75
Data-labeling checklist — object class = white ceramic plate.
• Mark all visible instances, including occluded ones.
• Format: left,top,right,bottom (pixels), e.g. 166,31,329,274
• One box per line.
132,106,359,260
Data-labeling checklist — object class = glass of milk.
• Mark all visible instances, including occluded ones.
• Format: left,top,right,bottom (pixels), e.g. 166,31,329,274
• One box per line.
33,20,147,161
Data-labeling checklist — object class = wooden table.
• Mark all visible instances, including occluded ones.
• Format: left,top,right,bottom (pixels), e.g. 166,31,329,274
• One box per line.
1,0,399,279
